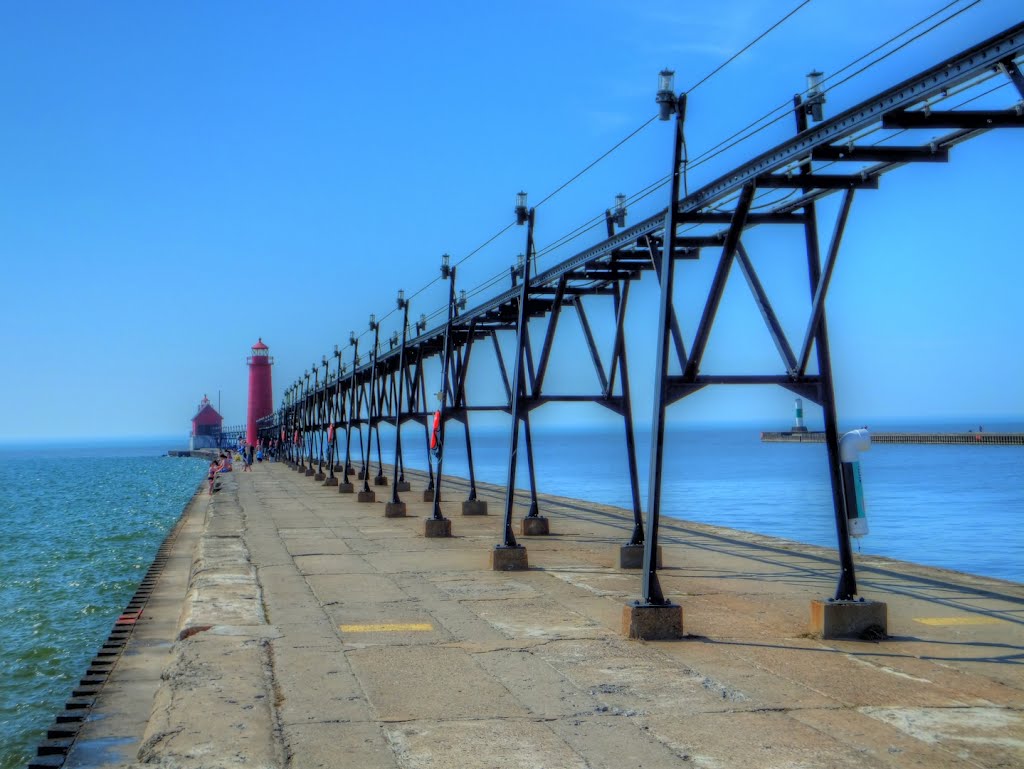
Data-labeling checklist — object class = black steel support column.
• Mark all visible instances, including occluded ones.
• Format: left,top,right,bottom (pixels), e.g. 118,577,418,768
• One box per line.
640,102,686,606
304,374,314,469
612,280,645,545
328,355,341,479
463,418,478,501
522,412,540,518
795,97,858,601
432,268,457,520
391,297,410,505
498,208,536,549
346,339,360,477
315,366,326,475
456,327,481,502
421,365,435,492
363,323,381,494
315,370,323,473
373,374,385,480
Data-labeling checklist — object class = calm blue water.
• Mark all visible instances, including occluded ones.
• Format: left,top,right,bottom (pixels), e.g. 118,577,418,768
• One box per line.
0,440,205,769
389,421,1024,583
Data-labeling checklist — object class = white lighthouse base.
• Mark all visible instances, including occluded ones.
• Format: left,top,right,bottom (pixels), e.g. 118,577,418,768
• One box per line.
190,435,219,450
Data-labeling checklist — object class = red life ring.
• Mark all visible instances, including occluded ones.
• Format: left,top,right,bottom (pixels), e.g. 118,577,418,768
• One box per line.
430,410,441,450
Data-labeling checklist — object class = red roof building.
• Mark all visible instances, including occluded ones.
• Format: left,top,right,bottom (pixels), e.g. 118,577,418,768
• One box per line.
190,394,223,449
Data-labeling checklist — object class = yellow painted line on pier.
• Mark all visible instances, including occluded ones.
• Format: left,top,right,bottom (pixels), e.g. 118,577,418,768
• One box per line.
339,622,433,633
913,616,1005,626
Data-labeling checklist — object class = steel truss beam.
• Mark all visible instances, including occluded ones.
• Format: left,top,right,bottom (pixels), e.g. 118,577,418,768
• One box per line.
272,24,1022,601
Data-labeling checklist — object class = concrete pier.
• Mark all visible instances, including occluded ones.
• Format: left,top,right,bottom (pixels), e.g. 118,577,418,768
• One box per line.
51,462,1024,768
762,430,1024,445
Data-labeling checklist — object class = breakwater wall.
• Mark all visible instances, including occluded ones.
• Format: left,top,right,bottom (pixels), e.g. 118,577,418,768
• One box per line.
761,431,1024,445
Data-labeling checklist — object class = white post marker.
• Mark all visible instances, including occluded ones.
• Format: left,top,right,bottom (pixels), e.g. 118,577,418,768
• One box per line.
839,429,871,538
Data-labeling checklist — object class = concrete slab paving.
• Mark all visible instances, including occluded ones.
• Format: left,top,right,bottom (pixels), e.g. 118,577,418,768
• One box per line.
57,461,1023,768
384,719,590,769
347,645,529,721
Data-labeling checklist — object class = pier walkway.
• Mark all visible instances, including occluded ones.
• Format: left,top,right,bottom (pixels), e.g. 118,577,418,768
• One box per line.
59,462,1023,768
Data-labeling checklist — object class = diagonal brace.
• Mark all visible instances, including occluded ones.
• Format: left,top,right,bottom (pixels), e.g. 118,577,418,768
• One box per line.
683,183,755,379
735,241,798,375
798,188,855,375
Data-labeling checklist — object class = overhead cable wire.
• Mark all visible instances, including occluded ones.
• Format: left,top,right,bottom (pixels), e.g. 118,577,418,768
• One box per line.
533,115,660,210
305,0,987,382
683,0,815,95
685,0,981,174
533,1,985,272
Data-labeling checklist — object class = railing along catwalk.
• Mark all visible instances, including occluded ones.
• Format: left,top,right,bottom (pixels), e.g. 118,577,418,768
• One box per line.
259,22,1024,637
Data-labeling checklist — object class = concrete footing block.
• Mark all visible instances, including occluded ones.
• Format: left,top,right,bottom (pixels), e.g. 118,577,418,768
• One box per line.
394,480,411,492
423,518,452,538
491,545,528,571
810,598,888,640
357,490,376,503
622,601,683,640
520,516,549,536
374,475,388,486
304,468,315,477
314,471,326,481
618,544,662,569
322,476,338,487
462,500,488,516
358,469,369,480
337,482,354,493
422,488,435,503
384,501,407,518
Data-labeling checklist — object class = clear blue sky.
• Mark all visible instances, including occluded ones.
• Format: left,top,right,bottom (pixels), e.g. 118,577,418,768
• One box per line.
1,0,1021,442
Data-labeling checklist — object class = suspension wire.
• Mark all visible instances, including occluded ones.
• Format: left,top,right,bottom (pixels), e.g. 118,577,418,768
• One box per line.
533,116,660,210
407,0,819,310
453,221,518,269
528,0,987,273
684,0,815,95
686,0,980,173
300,0,988,381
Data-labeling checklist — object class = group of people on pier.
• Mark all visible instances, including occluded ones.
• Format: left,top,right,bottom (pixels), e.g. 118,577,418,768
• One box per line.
206,442,264,494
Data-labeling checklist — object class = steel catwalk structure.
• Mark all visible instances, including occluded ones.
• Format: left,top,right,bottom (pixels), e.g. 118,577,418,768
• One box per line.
258,23,1024,608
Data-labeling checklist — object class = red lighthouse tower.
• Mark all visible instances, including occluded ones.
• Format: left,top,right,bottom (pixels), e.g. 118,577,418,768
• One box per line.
246,338,274,447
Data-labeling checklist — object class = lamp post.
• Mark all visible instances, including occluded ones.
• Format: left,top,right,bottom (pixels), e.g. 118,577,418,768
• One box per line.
386,289,411,517
656,69,678,121
622,68,689,639
804,70,826,122
314,356,328,480
290,383,299,467
325,346,342,484
305,368,317,476
337,333,359,493
358,314,382,501
606,193,627,236
493,192,540,570
425,254,460,536
294,380,304,469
